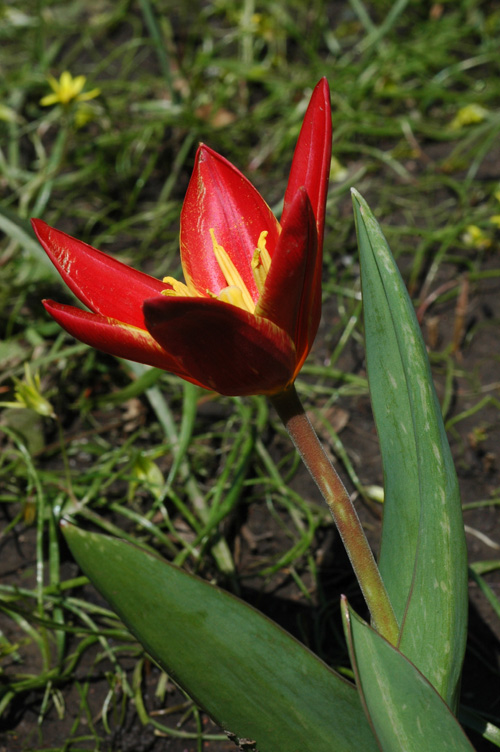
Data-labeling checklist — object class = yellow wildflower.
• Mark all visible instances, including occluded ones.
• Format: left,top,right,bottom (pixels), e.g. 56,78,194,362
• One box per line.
462,225,491,251
449,104,488,130
0,364,55,419
40,71,100,107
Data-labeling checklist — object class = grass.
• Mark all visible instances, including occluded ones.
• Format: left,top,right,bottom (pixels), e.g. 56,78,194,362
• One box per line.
1,0,500,750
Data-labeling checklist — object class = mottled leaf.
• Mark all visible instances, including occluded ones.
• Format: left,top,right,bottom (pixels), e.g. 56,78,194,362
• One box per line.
352,189,467,709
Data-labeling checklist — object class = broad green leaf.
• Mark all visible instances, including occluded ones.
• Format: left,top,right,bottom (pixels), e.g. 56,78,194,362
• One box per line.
63,524,378,752
352,189,467,709
342,601,476,752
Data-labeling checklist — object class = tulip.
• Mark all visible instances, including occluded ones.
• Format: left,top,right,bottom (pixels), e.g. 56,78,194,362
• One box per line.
32,78,331,396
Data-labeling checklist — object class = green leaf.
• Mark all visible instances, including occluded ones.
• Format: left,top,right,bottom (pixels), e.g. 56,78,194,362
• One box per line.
342,600,476,752
62,523,378,752
352,189,467,709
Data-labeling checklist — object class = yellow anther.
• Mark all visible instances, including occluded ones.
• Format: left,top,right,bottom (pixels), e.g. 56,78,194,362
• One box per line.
161,229,270,314
217,285,247,310
209,229,255,313
251,231,271,295
161,276,201,297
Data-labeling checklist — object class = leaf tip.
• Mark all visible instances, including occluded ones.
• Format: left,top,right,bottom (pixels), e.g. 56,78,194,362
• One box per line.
60,517,78,537
340,594,350,624
350,187,368,215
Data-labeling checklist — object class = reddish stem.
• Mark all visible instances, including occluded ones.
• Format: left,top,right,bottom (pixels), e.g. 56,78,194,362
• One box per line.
271,384,399,644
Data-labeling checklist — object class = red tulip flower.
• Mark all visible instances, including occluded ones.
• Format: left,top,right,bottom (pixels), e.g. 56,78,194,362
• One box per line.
32,79,331,396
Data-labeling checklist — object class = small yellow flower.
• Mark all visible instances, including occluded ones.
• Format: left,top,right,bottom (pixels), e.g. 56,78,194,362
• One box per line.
0,364,55,418
129,454,164,501
462,224,492,251
449,104,488,130
40,71,100,107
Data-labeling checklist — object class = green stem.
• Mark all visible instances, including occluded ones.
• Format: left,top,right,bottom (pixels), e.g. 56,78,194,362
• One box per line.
271,384,399,645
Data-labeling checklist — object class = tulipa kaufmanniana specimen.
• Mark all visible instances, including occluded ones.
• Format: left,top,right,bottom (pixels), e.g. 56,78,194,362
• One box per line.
33,78,331,397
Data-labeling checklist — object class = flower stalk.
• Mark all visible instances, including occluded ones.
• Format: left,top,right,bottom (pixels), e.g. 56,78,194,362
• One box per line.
271,384,399,645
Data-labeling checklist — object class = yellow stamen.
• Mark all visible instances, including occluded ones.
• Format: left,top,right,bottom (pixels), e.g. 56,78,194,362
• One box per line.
160,229,272,314
161,276,201,298
209,229,255,313
251,231,271,295
217,286,247,310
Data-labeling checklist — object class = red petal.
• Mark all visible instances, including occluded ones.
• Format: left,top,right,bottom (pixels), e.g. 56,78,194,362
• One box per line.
281,78,332,251
256,188,318,369
180,145,280,302
43,300,194,378
32,220,167,328
143,296,296,396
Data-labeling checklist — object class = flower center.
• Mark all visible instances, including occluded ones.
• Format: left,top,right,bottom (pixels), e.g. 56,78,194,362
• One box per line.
162,229,272,314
